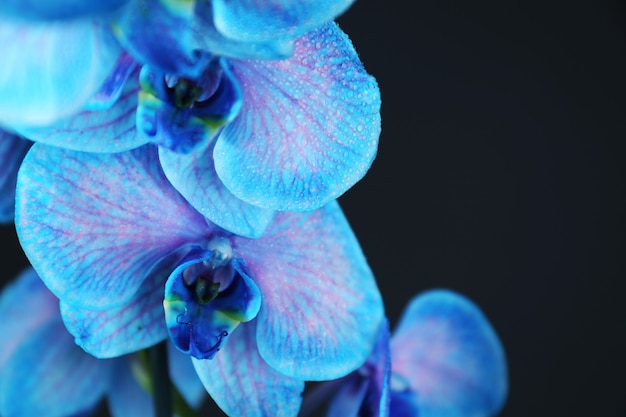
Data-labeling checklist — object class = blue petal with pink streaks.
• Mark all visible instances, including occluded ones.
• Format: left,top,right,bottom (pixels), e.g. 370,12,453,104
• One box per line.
232,201,384,380
214,22,380,211
192,321,304,417
159,139,276,238
16,144,212,310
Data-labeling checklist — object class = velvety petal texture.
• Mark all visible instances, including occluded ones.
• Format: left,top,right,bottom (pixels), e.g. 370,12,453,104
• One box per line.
0,16,123,128
159,140,276,238
391,289,508,417
215,22,381,211
233,201,384,380
192,321,304,417
212,0,354,42
16,144,211,310
15,67,146,153
0,129,32,223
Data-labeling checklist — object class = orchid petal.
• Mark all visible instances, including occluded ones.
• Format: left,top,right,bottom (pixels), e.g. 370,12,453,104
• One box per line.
168,342,207,409
107,357,156,417
212,0,353,43
215,22,380,211
0,0,128,21
15,67,147,153
159,139,276,238
16,144,211,310
0,130,31,222
0,267,58,367
59,251,185,358
232,201,384,380
192,321,304,417
0,17,123,128
391,289,508,417
0,320,112,417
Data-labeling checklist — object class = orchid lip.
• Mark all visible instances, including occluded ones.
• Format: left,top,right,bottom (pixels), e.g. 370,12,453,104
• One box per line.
136,56,242,154
163,244,261,360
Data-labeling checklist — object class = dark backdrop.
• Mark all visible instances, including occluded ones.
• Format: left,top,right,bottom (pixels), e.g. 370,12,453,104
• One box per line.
1,0,625,416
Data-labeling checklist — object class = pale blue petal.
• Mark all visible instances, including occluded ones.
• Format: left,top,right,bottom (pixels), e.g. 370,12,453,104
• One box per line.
192,321,304,417
168,342,207,409
214,22,381,211
159,140,276,238
59,251,183,358
212,0,354,43
0,17,123,128
15,66,147,153
107,357,156,417
0,267,58,367
0,0,128,21
391,289,509,417
232,201,384,380
16,144,212,310
0,320,113,417
0,129,31,222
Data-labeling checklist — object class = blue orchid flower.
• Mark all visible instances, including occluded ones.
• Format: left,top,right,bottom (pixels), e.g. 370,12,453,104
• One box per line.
0,0,361,130
325,289,509,417
15,142,384,417
0,129,32,223
15,20,380,238
0,267,205,417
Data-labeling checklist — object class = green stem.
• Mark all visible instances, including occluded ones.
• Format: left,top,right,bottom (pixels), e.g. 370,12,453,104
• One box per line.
171,382,199,417
149,341,173,417
135,345,200,417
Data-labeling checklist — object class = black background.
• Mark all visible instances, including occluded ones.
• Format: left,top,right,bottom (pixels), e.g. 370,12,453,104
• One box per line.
2,0,626,416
